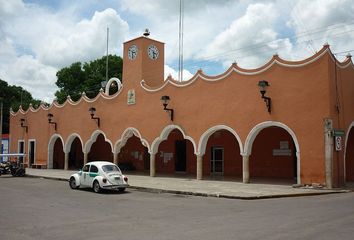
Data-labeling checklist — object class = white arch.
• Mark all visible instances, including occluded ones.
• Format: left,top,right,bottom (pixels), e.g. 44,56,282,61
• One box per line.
64,133,84,154
47,134,64,169
244,121,301,184
151,125,197,155
114,127,150,154
198,125,243,156
84,130,114,154
344,121,354,182
105,77,122,95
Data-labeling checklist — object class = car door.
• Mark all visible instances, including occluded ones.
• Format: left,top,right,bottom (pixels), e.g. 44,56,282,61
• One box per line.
80,164,90,187
87,165,99,187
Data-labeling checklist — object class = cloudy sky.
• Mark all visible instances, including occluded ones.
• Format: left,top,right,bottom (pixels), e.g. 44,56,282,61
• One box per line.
1,0,354,102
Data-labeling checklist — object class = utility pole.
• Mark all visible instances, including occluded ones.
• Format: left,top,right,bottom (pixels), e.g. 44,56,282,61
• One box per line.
106,27,109,83
178,0,184,82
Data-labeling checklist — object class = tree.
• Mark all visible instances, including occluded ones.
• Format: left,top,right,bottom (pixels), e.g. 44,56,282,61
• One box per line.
0,79,41,134
55,55,123,103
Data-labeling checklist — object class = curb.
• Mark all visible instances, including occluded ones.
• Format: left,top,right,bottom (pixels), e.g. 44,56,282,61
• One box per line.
25,174,350,200
128,185,349,200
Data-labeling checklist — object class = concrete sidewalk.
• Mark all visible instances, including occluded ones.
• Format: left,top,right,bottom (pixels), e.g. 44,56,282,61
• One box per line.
25,168,350,200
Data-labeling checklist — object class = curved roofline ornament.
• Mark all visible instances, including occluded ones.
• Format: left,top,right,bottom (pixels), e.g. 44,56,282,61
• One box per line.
10,83,124,116
141,45,354,92
10,45,353,115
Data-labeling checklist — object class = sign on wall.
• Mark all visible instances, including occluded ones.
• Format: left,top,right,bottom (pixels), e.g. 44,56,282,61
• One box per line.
127,89,136,105
335,136,342,151
273,141,292,156
163,153,173,163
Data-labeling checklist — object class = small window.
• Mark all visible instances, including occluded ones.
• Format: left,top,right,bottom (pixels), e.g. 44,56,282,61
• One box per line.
82,165,90,172
90,165,99,173
102,165,120,173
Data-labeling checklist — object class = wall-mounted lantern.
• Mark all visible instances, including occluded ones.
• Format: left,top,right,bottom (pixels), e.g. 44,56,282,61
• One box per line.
258,80,271,113
161,95,174,121
47,113,57,131
89,107,100,127
20,118,28,133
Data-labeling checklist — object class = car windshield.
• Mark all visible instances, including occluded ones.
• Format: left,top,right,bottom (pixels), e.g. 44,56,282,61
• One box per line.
102,165,121,173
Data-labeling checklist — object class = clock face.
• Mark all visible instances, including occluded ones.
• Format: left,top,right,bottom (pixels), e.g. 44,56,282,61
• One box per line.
128,45,138,60
147,44,159,60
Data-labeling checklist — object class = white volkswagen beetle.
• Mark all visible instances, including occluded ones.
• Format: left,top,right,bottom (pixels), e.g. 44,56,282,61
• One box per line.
69,161,129,193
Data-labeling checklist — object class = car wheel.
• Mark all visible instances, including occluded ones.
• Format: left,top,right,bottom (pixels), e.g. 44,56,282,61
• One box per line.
118,188,126,192
93,180,101,193
69,177,79,189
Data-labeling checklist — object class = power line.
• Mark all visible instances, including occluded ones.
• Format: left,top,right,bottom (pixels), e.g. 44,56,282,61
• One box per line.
168,23,354,70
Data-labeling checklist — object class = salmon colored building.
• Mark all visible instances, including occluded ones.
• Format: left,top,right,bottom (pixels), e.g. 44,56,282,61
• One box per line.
9,34,354,188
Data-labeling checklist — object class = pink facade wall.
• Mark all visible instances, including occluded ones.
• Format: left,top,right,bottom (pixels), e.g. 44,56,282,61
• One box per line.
9,36,354,186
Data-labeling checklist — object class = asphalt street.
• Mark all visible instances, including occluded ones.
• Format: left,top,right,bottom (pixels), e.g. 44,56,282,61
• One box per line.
0,176,354,240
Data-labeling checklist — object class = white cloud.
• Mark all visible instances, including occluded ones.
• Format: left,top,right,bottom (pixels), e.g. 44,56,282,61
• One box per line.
0,38,17,65
289,0,354,60
0,2,129,102
0,54,57,102
121,0,249,64
164,65,193,81
38,8,129,68
201,3,289,68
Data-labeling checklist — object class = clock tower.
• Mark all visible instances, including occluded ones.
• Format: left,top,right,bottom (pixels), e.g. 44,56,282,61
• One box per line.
123,35,165,88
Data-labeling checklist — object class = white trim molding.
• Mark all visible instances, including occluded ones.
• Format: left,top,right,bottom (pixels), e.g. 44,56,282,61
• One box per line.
83,130,113,154
105,77,122,95
197,125,243,156
114,127,151,154
150,125,197,155
64,133,84,154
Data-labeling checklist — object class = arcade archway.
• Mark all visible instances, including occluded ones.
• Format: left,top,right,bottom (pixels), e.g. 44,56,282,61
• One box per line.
118,135,150,172
48,134,64,169
68,137,84,170
249,126,297,183
53,138,65,169
345,126,354,182
155,129,196,176
203,129,242,179
88,133,113,162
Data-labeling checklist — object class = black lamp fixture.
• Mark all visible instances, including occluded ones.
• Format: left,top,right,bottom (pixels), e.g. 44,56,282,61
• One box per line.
20,118,28,132
258,80,271,113
89,107,100,127
47,113,57,131
161,95,174,121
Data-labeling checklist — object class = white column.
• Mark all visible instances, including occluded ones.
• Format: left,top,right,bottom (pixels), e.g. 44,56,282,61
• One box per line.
84,152,88,165
150,153,156,177
296,152,301,185
242,154,250,183
197,155,203,180
64,152,69,170
113,152,118,165
324,118,333,188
